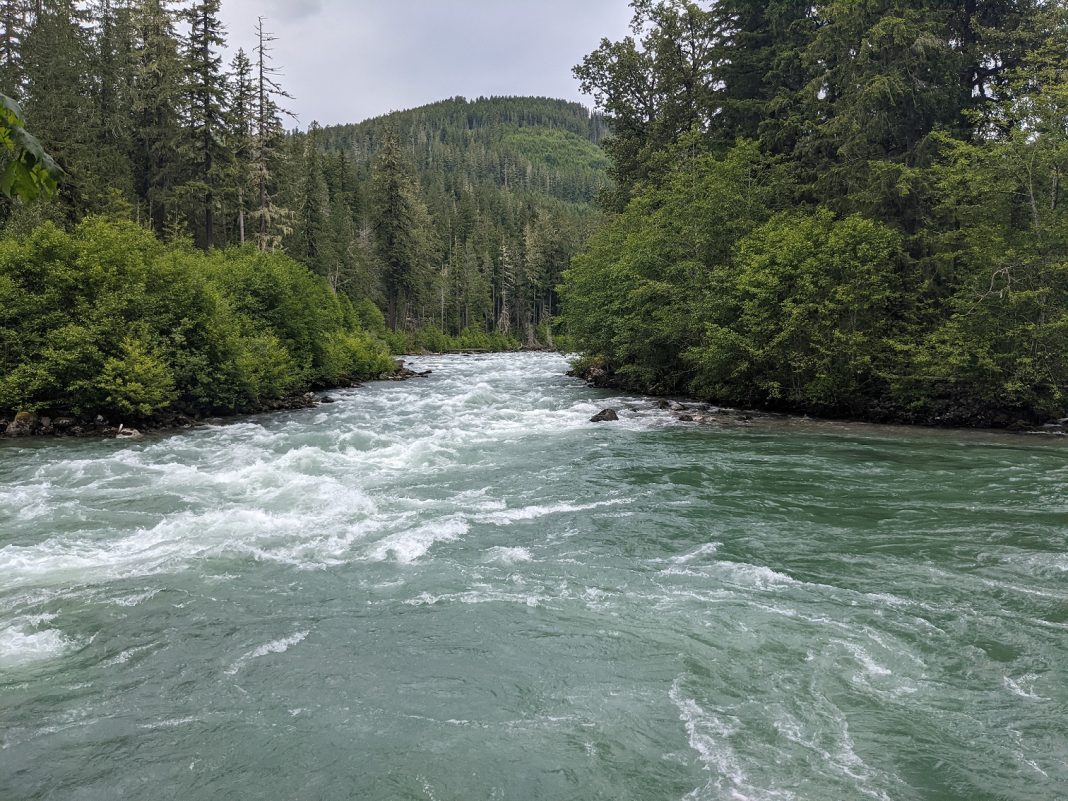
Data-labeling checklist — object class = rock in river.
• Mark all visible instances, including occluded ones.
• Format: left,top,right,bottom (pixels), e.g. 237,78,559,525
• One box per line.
590,409,619,423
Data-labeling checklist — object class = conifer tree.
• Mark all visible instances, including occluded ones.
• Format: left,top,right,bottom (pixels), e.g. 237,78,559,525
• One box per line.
90,0,136,208
0,0,29,97
182,0,228,247
495,242,515,335
291,122,332,275
20,0,99,219
129,0,185,232
226,46,254,245
369,130,433,330
249,16,292,252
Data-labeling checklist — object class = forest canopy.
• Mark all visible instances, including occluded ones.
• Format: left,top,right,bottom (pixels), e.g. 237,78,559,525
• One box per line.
0,2,614,422
0,2,610,351
561,0,1068,427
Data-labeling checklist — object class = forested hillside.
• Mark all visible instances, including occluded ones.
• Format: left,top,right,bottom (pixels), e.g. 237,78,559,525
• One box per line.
303,96,610,344
0,2,609,348
562,0,1068,428
0,1,609,426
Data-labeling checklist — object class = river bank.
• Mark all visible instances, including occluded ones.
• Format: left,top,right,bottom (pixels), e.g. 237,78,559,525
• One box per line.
570,358,1068,437
0,360,432,441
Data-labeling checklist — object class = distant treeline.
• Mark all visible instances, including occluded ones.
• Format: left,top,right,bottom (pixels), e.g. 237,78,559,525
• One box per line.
561,0,1068,427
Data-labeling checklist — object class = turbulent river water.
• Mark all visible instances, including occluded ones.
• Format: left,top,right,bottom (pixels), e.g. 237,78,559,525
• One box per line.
1,353,1066,801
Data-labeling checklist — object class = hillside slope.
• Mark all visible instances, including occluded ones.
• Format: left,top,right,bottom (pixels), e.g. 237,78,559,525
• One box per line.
294,97,610,345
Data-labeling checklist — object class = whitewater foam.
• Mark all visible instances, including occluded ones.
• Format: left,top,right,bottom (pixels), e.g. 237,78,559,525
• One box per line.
484,546,533,564
0,623,76,669
368,518,469,563
478,499,628,525
226,630,309,675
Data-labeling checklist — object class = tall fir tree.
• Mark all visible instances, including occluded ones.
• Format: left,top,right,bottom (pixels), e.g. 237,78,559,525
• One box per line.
369,130,433,330
90,0,136,208
226,46,254,245
129,0,185,232
182,0,229,247
249,16,292,252
20,0,100,220
0,0,29,97
291,122,333,276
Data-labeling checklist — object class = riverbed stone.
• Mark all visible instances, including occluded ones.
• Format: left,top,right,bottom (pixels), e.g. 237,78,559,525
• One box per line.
5,411,36,437
590,408,619,423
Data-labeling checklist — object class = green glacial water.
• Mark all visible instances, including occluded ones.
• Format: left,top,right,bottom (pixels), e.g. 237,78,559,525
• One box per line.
1,353,1065,801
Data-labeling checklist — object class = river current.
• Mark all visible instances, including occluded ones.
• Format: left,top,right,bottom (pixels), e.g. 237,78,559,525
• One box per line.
1,353,1065,801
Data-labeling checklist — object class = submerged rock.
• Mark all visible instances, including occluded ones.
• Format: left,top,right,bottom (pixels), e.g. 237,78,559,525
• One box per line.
678,414,695,423
590,408,619,423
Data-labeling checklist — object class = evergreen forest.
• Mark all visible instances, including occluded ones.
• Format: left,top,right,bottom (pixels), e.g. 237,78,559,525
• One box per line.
0,1,608,423
3,0,1068,429
561,0,1068,427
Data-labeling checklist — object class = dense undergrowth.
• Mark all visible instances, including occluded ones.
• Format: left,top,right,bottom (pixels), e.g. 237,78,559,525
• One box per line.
561,2,1068,428
0,218,395,422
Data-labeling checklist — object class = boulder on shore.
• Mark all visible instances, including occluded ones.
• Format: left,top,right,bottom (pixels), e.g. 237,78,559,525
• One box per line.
590,408,619,423
5,411,36,437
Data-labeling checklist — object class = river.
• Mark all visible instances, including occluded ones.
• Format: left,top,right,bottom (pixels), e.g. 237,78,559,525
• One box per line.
1,353,1065,801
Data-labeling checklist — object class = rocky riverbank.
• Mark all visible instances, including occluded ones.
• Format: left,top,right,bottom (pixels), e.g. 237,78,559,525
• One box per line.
570,360,1068,436
1,360,433,441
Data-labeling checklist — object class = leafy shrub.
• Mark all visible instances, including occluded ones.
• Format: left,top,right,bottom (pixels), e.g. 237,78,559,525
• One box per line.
98,336,177,417
0,218,394,419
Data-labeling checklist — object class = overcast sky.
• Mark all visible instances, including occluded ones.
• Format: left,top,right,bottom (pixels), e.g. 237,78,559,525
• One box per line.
216,0,634,127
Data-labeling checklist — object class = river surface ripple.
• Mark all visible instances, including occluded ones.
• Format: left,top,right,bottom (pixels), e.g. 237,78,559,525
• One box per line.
1,353,1066,801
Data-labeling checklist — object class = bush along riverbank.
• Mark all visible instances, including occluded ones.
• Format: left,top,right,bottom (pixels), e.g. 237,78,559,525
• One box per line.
0,218,398,439
561,4,1068,431
568,355,1068,435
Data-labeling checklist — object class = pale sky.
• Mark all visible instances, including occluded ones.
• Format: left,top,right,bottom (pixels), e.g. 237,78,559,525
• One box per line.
217,0,635,127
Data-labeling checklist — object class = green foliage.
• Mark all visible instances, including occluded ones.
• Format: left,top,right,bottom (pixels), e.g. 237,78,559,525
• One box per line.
0,94,62,201
385,326,521,355
315,96,608,341
501,127,609,173
689,210,904,415
561,138,785,393
4,0,605,347
564,0,1068,427
98,335,177,416
0,218,392,419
